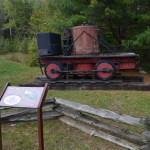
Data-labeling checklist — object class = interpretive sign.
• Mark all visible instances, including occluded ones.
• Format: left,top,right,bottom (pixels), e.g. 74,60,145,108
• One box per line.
0,83,48,150
0,86,46,108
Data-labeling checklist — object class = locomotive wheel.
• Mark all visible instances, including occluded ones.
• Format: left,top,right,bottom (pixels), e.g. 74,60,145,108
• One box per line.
44,61,64,81
95,60,115,80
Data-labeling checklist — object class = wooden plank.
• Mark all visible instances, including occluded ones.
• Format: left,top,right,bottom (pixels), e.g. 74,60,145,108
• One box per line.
142,131,150,139
55,106,148,144
42,103,58,109
59,116,140,150
2,111,63,122
45,97,56,103
1,108,34,119
141,144,150,150
140,116,150,129
54,98,143,127
35,76,143,83
0,107,11,110
20,76,150,91
1,103,58,120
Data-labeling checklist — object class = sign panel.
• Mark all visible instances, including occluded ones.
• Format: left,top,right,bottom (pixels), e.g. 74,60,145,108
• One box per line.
0,86,45,108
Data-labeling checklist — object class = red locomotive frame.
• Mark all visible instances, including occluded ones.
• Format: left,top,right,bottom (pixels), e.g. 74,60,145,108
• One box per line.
39,53,139,81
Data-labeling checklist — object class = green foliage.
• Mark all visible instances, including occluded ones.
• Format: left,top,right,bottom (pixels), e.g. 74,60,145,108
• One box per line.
26,53,38,67
132,28,150,50
30,0,65,33
27,37,37,53
0,0,150,62
27,37,38,66
2,0,34,36
0,36,31,53
0,36,39,66
13,37,30,53
17,122,26,127
0,37,13,53
83,0,150,47
123,28,150,60
3,52,29,65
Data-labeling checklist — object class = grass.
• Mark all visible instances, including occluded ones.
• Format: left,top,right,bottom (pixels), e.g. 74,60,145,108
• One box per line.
0,55,150,150
3,120,123,150
2,53,29,65
48,90,150,118
0,56,41,90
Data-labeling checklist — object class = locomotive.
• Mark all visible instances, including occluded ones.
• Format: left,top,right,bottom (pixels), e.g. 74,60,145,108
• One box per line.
37,24,139,81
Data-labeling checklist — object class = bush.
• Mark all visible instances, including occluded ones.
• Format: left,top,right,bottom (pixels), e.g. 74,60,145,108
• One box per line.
13,36,31,54
27,37,38,66
0,36,39,66
0,36,32,54
3,53,29,64
27,37,37,53
0,37,13,53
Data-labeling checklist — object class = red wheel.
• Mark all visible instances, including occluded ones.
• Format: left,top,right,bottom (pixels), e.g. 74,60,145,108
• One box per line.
44,61,64,81
95,60,115,80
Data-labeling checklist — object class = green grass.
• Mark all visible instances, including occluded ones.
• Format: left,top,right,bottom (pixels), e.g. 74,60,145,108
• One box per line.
0,56,41,90
2,53,29,65
3,121,123,150
48,90,150,118
0,56,150,150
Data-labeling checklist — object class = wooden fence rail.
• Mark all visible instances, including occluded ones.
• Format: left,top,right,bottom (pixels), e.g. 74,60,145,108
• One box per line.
52,97,150,150
1,97,150,150
53,98,143,127
55,106,147,144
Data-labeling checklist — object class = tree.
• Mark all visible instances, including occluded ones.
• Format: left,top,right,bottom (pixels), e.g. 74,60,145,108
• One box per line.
0,1,4,36
36,0,149,50
0,0,149,60
82,0,150,49
2,0,34,38
127,28,150,59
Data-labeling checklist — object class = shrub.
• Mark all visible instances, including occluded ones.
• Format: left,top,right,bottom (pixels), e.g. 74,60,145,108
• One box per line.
13,36,30,54
0,36,39,67
3,52,29,64
0,37,13,53
27,37,38,66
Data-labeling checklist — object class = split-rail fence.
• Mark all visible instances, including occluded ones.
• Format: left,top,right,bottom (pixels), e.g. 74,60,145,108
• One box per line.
1,97,150,150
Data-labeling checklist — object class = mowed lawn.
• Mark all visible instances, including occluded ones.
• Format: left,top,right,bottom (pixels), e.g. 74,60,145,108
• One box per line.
0,56,41,90
0,56,150,150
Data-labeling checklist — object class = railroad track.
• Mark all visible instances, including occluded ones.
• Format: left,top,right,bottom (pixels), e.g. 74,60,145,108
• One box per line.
19,75,150,91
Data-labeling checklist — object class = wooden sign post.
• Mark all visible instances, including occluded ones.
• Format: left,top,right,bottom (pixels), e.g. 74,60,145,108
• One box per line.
0,83,48,150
